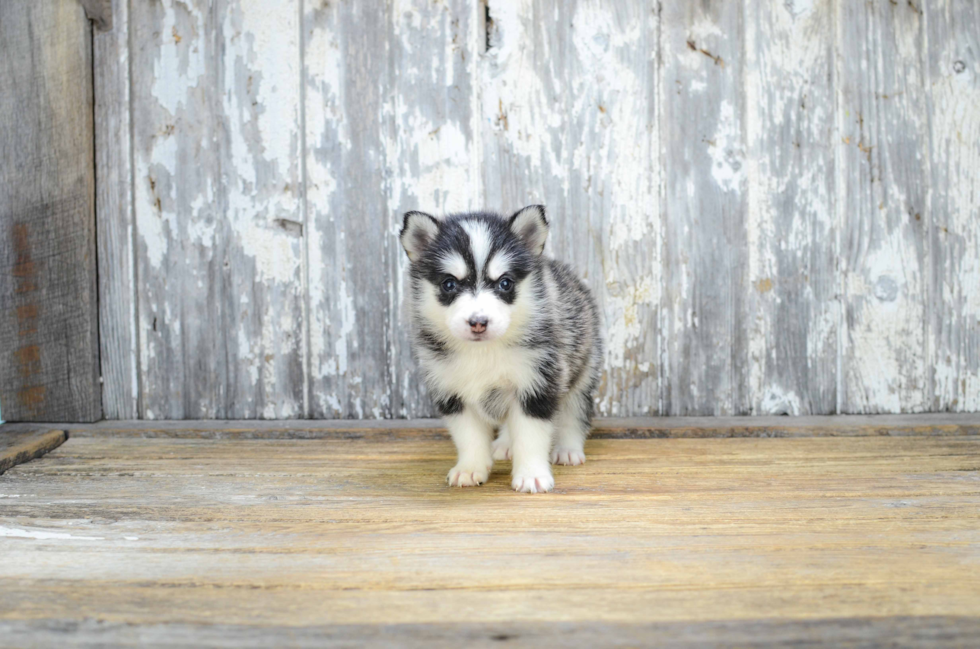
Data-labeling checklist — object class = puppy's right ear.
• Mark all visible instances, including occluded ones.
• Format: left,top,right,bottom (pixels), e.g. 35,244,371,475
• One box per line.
399,211,439,262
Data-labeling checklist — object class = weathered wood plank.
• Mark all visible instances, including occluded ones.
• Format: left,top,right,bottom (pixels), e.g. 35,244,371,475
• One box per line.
661,1,748,415
304,0,391,418
56,413,980,440
482,0,662,417
85,0,980,420
924,2,980,412
384,0,482,418
131,0,306,419
743,0,838,415
218,0,306,418
0,0,101,422
130,0,221,419
837,0,931,413
94,0,139,420
3,617,980,649
0,426,66,475
0,435,978,638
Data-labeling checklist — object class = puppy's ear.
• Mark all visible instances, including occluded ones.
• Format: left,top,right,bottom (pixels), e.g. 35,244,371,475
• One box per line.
400,211,439,262
508,205,548,256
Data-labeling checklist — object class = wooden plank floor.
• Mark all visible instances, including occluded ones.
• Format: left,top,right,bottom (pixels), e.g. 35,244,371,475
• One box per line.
1,430,979,646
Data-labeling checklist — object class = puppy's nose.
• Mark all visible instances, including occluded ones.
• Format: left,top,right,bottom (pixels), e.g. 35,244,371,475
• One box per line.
468,315,489,334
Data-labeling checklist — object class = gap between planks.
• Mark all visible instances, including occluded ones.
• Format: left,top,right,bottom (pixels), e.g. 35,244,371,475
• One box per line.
11,413,980,440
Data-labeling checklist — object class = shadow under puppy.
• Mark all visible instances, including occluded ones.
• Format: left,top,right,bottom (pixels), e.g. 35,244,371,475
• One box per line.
399,206,602,493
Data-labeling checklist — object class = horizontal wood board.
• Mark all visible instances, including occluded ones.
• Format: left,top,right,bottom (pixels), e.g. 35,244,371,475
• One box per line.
0,428,66,476
1,434,979,644
45,413,980,440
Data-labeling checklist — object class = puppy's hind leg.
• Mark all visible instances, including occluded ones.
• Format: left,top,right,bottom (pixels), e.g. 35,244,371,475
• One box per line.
551,389,592,466
491,424,512,461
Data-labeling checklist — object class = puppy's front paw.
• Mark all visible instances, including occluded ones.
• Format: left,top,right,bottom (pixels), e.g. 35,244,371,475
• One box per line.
447,463,490,487
491,437,512,461
511,467,554,493
551,447,586,466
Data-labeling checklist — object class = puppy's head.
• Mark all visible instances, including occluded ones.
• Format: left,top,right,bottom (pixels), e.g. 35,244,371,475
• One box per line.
399,206,549,343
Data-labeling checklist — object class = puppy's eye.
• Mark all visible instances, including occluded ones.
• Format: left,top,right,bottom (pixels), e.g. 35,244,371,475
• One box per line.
441,278,458,293
497,277,514,292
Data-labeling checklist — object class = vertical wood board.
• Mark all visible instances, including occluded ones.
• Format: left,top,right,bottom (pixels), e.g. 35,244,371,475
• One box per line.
924,1,980,412
384,0,483,418
94,0,139,419
837,0,931,413
131,0,305,419
0,0,101,422
742,0,838,414
481,0,662,417
304,0,392,418
661,0,748,415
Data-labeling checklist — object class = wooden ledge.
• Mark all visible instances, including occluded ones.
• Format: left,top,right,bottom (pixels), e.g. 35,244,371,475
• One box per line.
17,413,978,440
0,426,67,475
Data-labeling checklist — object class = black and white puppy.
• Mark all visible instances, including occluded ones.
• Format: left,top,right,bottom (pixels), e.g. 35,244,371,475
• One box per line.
399,206,602,493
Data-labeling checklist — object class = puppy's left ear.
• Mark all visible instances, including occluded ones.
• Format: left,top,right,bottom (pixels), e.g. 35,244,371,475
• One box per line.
400,211,439,262
508,205,548,256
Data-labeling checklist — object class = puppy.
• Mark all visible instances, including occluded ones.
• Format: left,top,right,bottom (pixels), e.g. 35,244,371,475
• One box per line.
398,206,602,493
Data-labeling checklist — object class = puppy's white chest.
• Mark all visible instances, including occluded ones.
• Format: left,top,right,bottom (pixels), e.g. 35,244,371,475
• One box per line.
427,344,538,407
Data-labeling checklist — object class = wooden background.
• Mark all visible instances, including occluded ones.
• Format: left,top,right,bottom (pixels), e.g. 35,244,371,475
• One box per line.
0,1,101,422
86,0,978,420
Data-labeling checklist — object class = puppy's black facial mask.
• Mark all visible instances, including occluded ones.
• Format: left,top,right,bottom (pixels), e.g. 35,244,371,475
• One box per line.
404,212,536,295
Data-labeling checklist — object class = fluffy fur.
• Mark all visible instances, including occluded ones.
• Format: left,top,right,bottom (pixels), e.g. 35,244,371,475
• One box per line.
399,206,602,493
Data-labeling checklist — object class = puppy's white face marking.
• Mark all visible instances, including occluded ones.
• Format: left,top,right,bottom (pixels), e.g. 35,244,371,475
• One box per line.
486,251,513,282
416,216,537,347
439,251,468,280
445,290,511,342
461,220,492,275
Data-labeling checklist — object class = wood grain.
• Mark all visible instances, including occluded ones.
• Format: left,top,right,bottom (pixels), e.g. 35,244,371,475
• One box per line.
743,0,837,415
661,0,748,416
837,0,931,413
481,0,662,417
89,0,980,419
94,0,138,419
924,2,980,412
0,427,66,475
385,0,482,417
131,0,306,418
304,0,391,418
1,434,978,642
0,0,101,423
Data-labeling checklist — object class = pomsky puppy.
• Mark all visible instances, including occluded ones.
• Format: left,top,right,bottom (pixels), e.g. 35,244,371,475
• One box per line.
398,206,602,493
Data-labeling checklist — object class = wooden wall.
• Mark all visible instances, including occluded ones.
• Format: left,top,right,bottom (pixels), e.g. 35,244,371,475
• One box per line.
93,0,980,419
0,0,101,422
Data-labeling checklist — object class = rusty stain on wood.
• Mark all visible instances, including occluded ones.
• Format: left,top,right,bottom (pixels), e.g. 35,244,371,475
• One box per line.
1,1,101,422
686,38,725,67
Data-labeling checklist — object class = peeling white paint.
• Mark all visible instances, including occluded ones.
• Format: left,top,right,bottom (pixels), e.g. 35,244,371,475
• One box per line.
113,0,979,420
709,101,745,193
